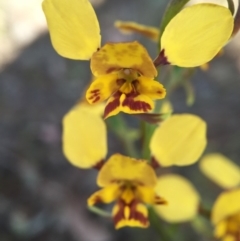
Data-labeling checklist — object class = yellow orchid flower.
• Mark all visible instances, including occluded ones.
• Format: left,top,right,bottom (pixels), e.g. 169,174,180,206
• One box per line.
86,41,166,118
88,153,167,229
62,108,207,227
42,0,166,118
42,0,233,118
212,188,240,241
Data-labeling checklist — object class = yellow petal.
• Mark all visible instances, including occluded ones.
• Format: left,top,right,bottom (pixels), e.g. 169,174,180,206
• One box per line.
97,154,157,187
200,153,240,189
103,93,121,119
113,202,149,229
154,174,200,222
91,41,157,78
150,114,207,167
120,187,135,204
136,76,166,100
114,21,159,42
87,183,120,206
119,93,154,115
212,188,240,225
161,4,233,67
214,220,227,238
135,185,167,205
103,92,156,119
86,73,119,104
62,104,107,168
42,0,101,60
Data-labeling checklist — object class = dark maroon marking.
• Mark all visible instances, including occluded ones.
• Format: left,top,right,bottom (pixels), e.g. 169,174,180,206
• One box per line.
89,89,101,103
131,79,139,86
91,195,103,205
153,49,170,67
92,96,100,103
129,209,148,226
157,90,164,94
134,113,163,124
113,199,125,226
93,159,105,170
91,89,100,94
236,232,240,241
113,199,148,227
128,200,148,226
122,92,152,112
103,91,121,118
116,78,126,86
155,195,167,205
150,156,161,169
106,67,119,74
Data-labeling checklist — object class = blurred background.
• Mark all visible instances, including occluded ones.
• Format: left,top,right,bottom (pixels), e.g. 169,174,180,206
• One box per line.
0,0,240,240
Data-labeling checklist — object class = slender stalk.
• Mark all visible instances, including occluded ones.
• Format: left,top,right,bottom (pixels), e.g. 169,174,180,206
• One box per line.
148,207,175,241
88,206,112,218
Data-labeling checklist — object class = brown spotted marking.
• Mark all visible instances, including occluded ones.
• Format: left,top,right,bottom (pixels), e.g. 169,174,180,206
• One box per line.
89,89,101,103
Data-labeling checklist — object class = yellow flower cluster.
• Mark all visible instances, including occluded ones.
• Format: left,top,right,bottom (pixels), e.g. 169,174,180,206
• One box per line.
42,0,236,231
61,101,206,228
42,0,233,118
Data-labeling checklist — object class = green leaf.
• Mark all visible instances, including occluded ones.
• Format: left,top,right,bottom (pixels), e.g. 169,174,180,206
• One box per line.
159,0,191,50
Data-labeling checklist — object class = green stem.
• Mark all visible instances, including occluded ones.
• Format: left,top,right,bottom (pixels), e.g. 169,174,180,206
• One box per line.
198,204,211,220
123,135,139,158
88,206,112,218
148,207,175,241
141,122,157,161
106,114,139,158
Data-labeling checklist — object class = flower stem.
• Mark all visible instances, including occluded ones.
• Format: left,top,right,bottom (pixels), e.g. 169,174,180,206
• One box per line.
141,121,157,161
88,206,112,218
106,114,139,158
148,207,176,241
